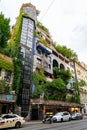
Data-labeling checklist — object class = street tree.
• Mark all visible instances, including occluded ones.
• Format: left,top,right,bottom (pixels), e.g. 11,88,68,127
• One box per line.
0,12,10,49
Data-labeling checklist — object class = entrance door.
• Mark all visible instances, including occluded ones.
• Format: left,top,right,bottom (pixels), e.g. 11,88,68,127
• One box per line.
32,109,38,120
2,105,7,114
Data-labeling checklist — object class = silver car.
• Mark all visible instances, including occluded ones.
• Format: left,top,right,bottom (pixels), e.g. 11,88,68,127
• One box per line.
51,111,71,122
71,112,83,120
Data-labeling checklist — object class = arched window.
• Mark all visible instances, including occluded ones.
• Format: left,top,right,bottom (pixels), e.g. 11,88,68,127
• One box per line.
53,59,58,68
60,63,65,70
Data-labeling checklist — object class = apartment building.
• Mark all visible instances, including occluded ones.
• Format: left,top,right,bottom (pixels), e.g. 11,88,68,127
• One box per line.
11,3,84,119
33,24,74,82
75,62,87,114
0,54,16,114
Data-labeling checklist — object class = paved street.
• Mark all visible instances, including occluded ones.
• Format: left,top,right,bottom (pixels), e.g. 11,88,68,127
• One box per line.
12,118,87,130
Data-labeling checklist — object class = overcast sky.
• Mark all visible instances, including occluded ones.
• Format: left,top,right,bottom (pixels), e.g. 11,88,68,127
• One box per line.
0,0,87,64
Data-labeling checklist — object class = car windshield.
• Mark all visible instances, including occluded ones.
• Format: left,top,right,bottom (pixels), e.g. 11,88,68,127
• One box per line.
55,112,63,116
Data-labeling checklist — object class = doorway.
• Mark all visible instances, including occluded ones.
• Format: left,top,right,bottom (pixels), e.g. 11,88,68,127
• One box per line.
32,109,38,120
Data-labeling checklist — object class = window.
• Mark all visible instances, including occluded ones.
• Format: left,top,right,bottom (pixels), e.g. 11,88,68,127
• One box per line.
37,58,42,64
4,71,11,82
49,64,51,69
48,56,51,63
37,49,42,55
63,112,69,115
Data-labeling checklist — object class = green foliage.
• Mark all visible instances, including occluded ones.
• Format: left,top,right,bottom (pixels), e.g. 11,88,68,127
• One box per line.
32,67,72,101
55,45,78,61
37,21,49,32
67,94,80,103
78,79,86,86
52,67,80,103
32,68,46,98
52,41,57,48
68,81,80,103
38,39,48,46
34,30,43,38
53,67,72,84
44,78,66,101
13,58,22,96
69,79,86,103
8,11,23,58
0,12,11,48
0,80,11,94
52,78,66,92
0,55,14,72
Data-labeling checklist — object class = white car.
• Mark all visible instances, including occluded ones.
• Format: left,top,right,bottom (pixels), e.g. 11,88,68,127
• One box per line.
51,111,71,122
0,114,25,129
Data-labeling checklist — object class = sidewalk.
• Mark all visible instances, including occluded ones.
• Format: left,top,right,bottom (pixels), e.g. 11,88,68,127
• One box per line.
26,120,42,125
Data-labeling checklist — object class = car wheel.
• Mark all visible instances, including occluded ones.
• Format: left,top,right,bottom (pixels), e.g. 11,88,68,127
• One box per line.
61,118,63,122
15,122,21,128
69,117,71,121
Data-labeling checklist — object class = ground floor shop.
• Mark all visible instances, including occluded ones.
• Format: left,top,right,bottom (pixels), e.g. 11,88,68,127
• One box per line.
30,99,84,120
0,94,16,114
0,102,14,114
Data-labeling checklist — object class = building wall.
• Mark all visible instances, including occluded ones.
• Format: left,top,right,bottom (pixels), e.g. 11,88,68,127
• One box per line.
0,70,13,85
0,54,15,114
75,62,87,114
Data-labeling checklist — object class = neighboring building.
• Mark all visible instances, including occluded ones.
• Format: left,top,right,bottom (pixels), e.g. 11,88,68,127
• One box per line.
0,54,16,114
75,61,87,114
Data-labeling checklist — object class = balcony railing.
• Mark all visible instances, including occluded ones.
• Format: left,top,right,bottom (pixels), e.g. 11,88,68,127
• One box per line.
44,67,53,74
0,94,16,102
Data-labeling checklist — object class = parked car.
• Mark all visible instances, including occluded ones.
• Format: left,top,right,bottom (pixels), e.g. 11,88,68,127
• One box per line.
51,111,71,123
71,112,83,120
0,114,25,129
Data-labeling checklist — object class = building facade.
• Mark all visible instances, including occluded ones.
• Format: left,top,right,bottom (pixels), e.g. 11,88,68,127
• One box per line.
18,3,39,117
10,3,87,119
75,62,87,114
0,54,16,114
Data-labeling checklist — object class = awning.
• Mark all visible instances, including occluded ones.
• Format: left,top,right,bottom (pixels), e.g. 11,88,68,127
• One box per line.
37,44,52,55
31,99,84,108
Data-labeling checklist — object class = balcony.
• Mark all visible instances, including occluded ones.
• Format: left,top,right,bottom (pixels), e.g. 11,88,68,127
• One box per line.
0,94,16,103
46,77,53,82
44,67,53,74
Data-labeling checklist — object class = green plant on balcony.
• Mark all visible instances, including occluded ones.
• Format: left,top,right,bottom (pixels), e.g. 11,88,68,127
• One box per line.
37,39,50,48
0,80,11,94
0,55,14,72
34,30,43,38
37,21,49,32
